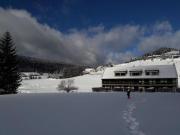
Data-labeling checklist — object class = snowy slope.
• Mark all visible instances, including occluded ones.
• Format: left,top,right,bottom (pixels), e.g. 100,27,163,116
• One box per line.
18,74,102,93
0,93,179,135
116,58,175,67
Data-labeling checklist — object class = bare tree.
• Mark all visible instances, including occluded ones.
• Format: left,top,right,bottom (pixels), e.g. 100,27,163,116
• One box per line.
58,80,67,90
57,79,78,93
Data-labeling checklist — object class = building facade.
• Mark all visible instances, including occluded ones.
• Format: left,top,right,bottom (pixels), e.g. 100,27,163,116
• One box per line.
102,64,178,91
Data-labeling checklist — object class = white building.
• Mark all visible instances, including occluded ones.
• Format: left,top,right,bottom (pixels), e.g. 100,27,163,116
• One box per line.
21,72,41,80
102,64,178,91
83,68,95,74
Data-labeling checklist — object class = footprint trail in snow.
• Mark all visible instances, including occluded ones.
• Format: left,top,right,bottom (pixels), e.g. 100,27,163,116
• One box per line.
122,101,145,135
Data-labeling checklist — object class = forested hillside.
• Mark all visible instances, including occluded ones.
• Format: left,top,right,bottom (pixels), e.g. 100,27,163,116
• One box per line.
17,55,86,78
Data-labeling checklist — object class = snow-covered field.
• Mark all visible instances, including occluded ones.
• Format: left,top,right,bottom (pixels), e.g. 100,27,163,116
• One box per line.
18,57,180,93
18,74,102,93
0,93,180,135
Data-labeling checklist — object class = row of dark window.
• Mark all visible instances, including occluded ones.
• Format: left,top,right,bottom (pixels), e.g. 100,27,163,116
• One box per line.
114,70,159,77
102,79,177,85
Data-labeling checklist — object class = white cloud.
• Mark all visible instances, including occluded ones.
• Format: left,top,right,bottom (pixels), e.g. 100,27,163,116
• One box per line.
139,22,180,53
0,7,180,65
106,51,135,64
153,21,172,33
0,8,142,65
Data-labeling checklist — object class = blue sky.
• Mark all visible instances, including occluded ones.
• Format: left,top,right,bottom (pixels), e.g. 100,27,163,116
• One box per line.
0,0,180,65
1,0,180,31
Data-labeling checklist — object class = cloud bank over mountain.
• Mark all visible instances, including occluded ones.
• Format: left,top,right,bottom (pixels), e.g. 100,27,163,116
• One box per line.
0,8,180,65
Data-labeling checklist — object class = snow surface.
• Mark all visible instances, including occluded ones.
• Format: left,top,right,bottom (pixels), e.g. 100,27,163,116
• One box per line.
0,93,180,135
18,74,102,93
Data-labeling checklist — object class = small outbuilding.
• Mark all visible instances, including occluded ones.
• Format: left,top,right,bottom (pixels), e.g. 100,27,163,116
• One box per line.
83,68,95,74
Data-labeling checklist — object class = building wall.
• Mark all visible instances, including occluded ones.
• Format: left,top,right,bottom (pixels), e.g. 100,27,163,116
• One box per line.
102,78,177,90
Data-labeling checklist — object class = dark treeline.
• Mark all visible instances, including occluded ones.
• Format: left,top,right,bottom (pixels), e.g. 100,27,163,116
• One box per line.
142,47,179,57
17,55,86,78
129,47,179,62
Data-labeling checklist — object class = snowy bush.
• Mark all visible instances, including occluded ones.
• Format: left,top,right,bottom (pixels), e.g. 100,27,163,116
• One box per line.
57,79,78,93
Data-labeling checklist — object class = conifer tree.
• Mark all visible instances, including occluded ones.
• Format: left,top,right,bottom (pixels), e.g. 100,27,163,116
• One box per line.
0,32,21,94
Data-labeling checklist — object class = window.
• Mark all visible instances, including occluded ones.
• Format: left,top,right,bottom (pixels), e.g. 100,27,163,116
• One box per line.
114,71,127,76
115,72,121,76
160,80,167,84
148,80,156,84
172,79,177,84
139,80,144,84
129,71,142,76
145,70,159,76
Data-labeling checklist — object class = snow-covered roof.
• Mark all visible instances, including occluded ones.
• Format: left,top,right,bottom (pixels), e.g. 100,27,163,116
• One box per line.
22,72,40,76
102,64,177,79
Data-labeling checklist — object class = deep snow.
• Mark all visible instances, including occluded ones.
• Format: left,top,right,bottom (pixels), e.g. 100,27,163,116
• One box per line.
0,93,179,135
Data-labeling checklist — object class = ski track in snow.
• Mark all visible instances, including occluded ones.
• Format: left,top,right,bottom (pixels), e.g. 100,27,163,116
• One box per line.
122,100,145,135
